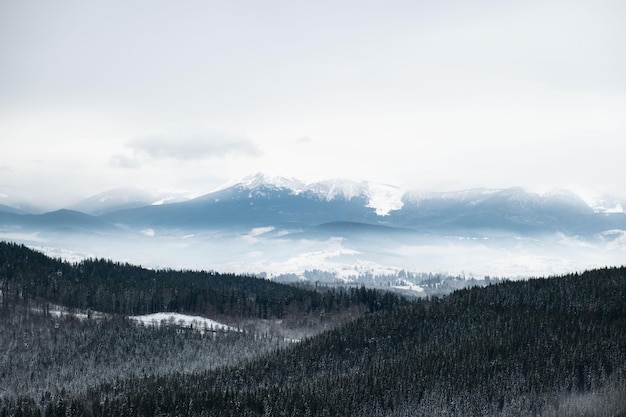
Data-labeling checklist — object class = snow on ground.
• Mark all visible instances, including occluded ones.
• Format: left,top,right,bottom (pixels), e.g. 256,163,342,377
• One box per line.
30,303,238,334
129,312,238,332
141,228,156,237
392,285,425,293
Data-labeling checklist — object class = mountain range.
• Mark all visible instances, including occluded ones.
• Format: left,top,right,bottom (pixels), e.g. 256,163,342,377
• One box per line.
1,173,625,279
1,173,625,238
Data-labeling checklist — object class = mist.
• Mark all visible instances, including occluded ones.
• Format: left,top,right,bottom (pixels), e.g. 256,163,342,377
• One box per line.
6,224,624,286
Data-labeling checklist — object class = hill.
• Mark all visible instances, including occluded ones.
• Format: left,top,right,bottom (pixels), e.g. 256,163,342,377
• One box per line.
0,242,402,334
1,241,625,416
75,267,624,417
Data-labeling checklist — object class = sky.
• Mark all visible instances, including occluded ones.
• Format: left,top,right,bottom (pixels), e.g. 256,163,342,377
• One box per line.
1,0,625,210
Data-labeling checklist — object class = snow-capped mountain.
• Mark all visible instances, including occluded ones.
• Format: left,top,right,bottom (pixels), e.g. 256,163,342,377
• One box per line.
93,174,625,239
214,173,306,195
396,187,599,235
3,173,626,279
2,173,626,240
209,173,403,215
100,174,385,230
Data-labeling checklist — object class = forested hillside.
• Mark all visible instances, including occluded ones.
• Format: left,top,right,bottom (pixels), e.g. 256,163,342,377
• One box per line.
0,242,403,334
0,241,403,408
0,308,289,403
1,242,625,416
62,267,623,417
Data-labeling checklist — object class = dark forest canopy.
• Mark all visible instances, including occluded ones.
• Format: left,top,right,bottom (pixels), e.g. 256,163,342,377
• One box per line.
0,241,404,320
1,241,625,416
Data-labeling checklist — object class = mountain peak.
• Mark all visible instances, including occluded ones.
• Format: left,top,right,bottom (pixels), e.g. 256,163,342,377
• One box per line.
216,173,305,194
241,173,305,191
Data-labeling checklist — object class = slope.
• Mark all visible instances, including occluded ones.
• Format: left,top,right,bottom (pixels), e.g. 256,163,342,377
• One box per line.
0,241,406,406
21,266,623,417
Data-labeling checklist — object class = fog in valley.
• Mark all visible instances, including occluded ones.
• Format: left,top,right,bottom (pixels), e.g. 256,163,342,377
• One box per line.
5,225,624,284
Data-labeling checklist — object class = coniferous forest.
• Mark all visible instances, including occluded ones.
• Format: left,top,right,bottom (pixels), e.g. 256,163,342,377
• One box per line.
1,241,625,416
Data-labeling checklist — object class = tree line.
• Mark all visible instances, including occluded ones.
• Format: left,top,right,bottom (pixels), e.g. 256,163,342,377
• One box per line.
0,242,404,322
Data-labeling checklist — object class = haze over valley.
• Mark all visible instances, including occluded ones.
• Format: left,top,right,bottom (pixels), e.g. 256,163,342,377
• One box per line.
2,173,625,284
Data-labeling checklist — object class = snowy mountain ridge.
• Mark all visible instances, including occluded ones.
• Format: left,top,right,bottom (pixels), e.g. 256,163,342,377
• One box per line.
221,175,626,220
215,173,626,215
2,172,624,216
212,173,404,215
2,173,626,280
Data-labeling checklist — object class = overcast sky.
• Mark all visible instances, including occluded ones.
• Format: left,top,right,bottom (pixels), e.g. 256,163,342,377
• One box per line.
1,0,625,209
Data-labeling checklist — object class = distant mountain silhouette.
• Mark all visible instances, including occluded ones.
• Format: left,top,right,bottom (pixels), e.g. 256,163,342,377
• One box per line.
1,175,625,240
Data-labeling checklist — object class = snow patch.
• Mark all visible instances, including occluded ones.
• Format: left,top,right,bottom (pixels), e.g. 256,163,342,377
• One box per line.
249,226,275,237
242,226,276,243
392,284,425,293
366,183,404,215
571,188,625,213
129,312,237,332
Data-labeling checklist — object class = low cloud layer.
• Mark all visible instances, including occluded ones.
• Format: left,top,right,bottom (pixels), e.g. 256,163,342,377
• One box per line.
109,154,142,169
110,133,262,169
127,134,261,161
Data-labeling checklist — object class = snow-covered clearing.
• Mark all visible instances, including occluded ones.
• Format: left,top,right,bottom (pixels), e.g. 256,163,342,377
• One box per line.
392,284,425,293
30,304,238,334
129,312,238,332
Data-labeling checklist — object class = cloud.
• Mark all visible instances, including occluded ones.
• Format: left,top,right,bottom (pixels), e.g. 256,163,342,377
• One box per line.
126,133,261,161
110,154,142,169
295,136,312,144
